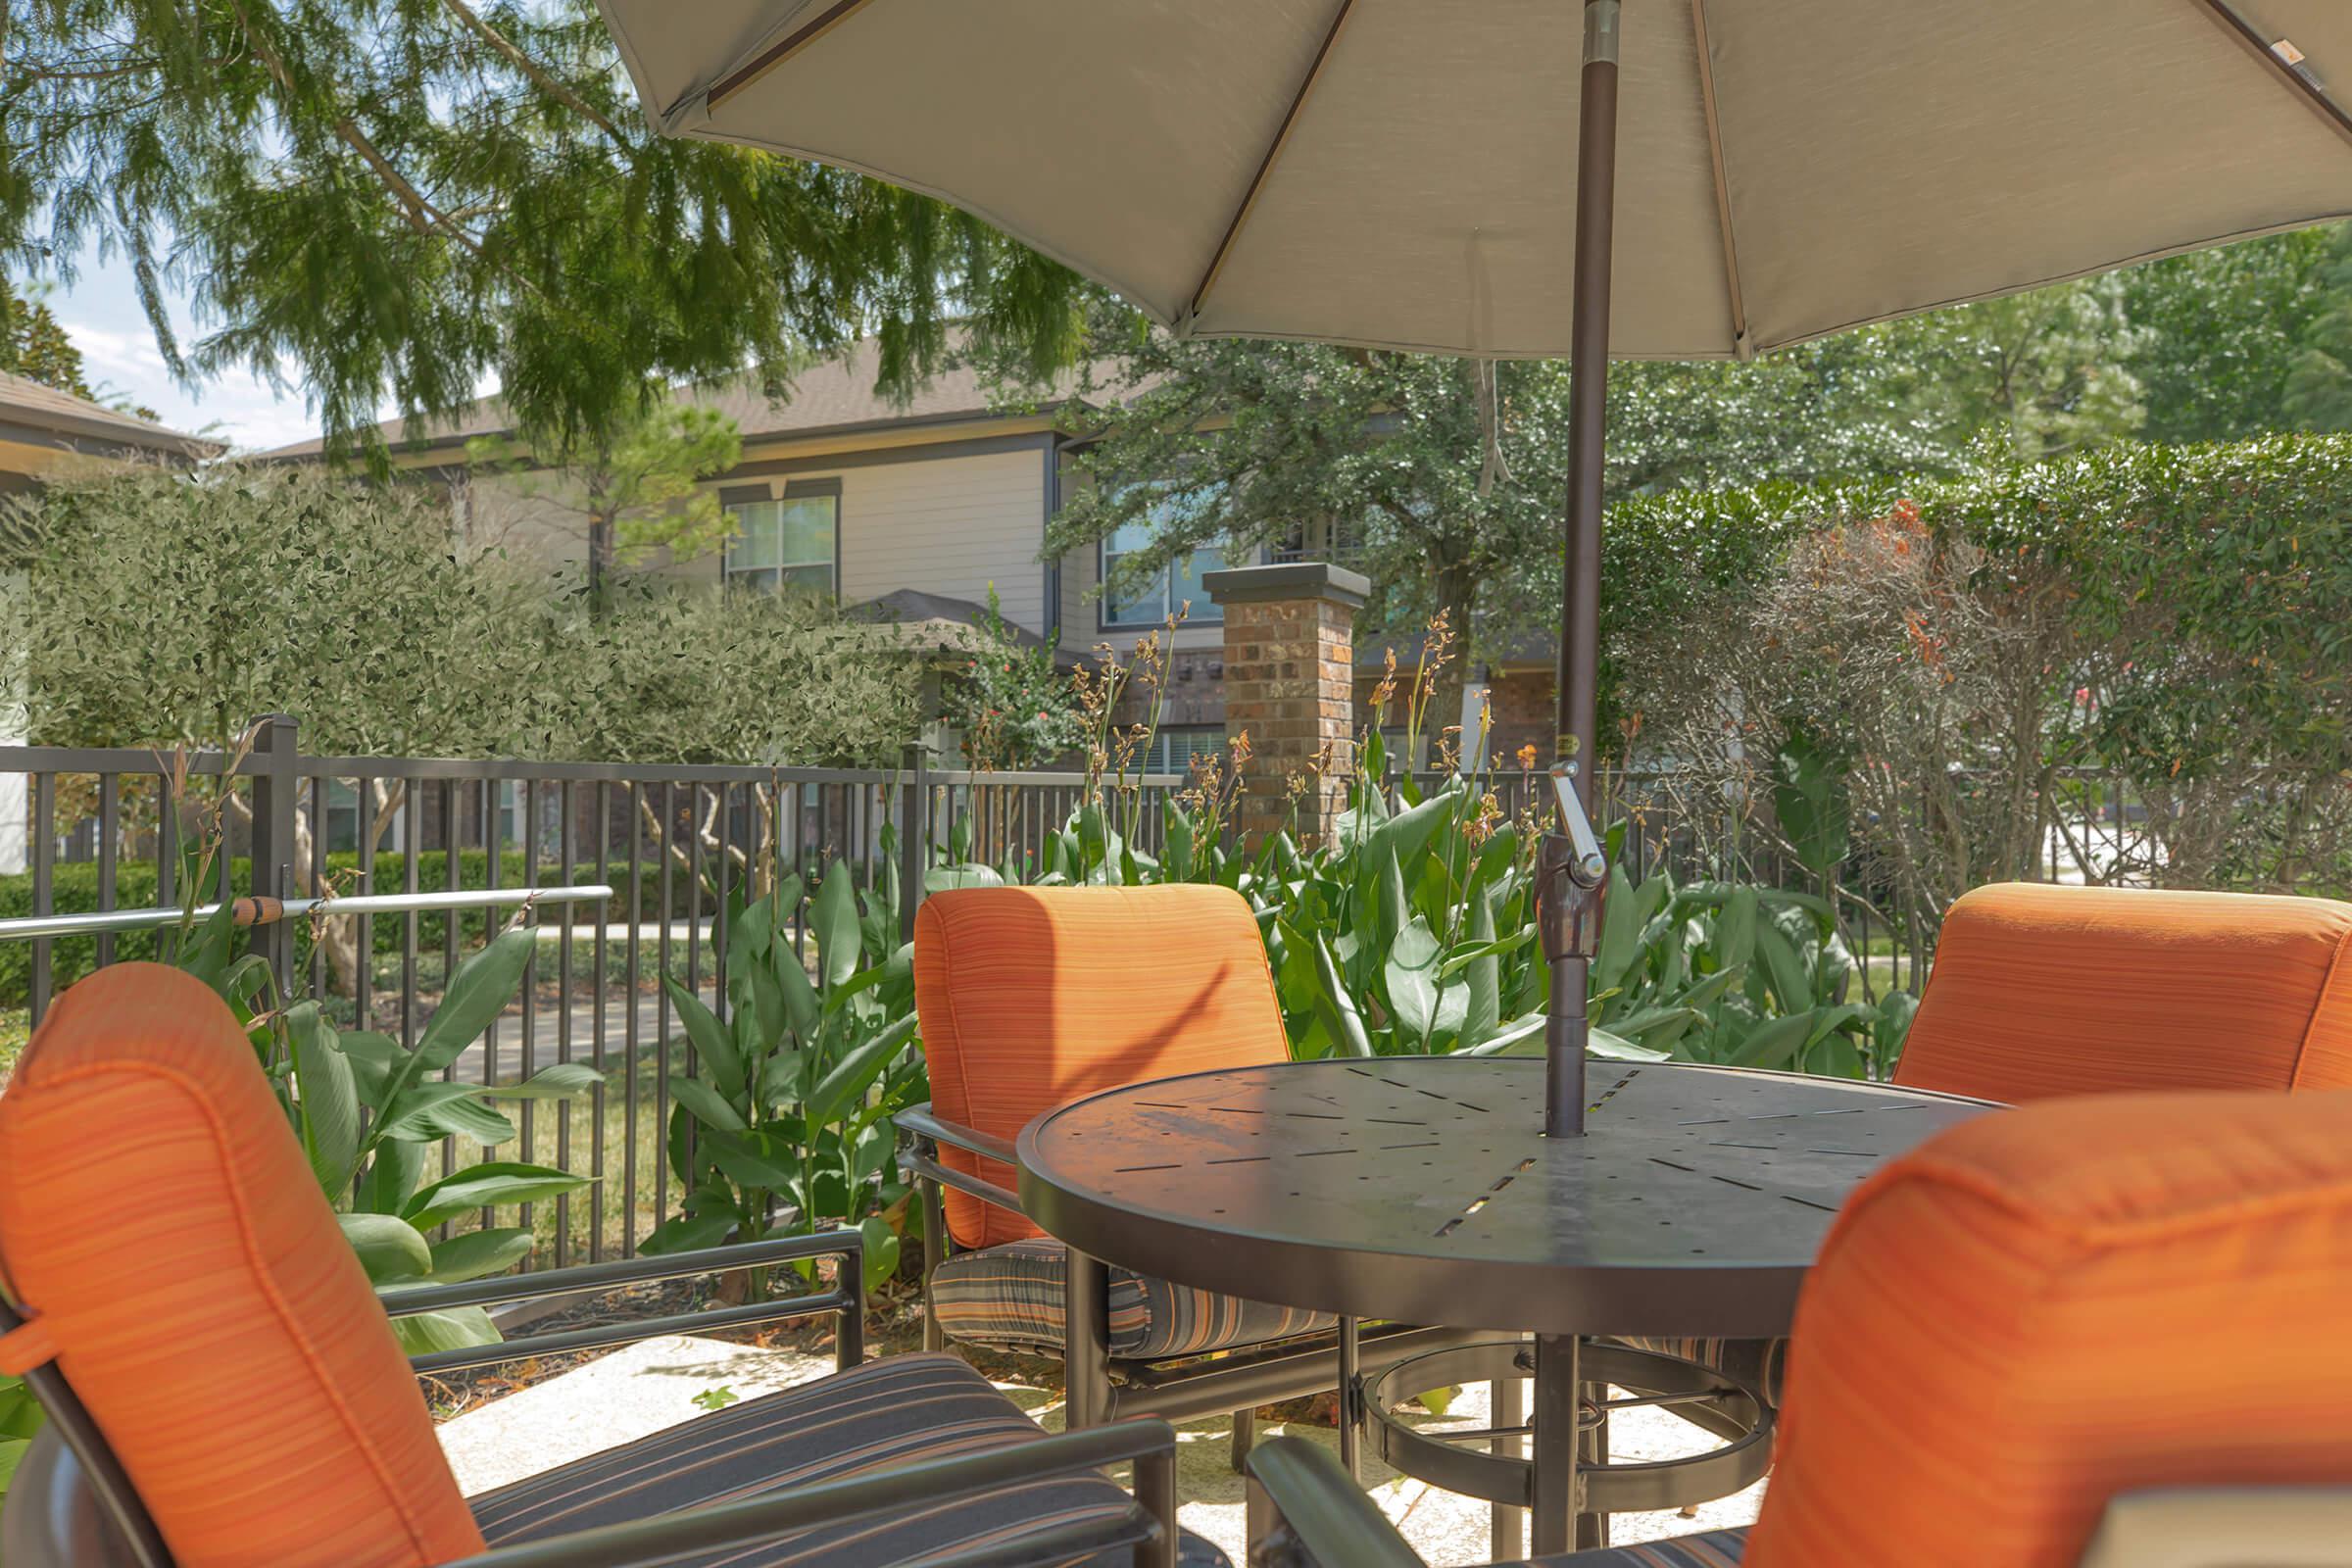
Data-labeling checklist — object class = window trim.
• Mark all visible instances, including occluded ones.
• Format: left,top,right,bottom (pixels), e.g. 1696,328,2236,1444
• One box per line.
1097,532,1231,632
721,476,843,603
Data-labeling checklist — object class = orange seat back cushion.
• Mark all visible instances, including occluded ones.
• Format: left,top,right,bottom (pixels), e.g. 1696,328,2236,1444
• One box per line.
914,885,1291,1249
1893,883,2352,1102
0,963,486,1567
1747,1088,2352,1568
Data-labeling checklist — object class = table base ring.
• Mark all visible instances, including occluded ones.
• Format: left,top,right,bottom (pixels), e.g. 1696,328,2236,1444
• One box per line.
1364,1339,1773,1515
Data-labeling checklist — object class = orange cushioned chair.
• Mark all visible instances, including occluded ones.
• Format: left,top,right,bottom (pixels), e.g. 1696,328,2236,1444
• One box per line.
1246,1086,2352,1568
907,885,1461,1455
1624,880,2352,1409
0,962,1220,1568
1891,881,2352,1103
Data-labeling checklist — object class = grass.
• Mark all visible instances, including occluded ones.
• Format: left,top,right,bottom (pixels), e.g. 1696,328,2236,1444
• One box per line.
424,1042,679,1267
0,1007,26,1091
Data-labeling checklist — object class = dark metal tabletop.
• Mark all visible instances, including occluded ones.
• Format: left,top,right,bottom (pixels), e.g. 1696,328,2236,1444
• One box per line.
1017,1056,1993,1340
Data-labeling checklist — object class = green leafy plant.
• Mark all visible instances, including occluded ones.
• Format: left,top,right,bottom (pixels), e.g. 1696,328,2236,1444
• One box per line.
645,861,926,1296
0,1372,39,1505
1574,867,1915,1079
938,585,1089,769
1256,731,1547,1059
161,794,597,1355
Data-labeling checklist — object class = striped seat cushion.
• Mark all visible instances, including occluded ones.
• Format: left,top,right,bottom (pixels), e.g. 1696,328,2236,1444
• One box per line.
470,1352,1230,1567
932,1237,1337,1360
1612,1336,1787,1407
1508,1526,1748,1566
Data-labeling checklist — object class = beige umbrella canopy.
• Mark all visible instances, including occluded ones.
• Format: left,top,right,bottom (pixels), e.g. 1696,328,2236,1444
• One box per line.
599,1,2352,360
597,0,2352,1148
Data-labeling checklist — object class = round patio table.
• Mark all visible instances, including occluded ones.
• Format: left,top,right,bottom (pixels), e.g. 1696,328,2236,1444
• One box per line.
1017,1054,1993,1554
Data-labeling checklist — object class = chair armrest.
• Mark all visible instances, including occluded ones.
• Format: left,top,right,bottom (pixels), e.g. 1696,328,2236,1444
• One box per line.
898,1102,1018,1164
384,1230,863,1378
1246,1437,1430,1568
441,1416,1182,1568
2076,1487,2352,1568
898,1102,1030,1217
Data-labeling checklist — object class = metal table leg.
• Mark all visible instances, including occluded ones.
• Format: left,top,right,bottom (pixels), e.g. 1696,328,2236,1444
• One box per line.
1337,1315,1361,1482
1492,1368,1526,1559
1579,1361,1609,1550
1531,1333,1581,1555
1065,1249,1111,1429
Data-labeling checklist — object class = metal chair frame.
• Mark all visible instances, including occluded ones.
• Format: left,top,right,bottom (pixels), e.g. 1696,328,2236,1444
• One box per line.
1,1228,1184,1568
1241,1438,2352,1568
903,1103,1477,1474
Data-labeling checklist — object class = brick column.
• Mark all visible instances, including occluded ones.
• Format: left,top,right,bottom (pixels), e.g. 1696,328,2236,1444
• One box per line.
1204,563,1368,848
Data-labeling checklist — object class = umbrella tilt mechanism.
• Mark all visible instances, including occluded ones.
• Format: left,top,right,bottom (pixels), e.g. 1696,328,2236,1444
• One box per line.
1538,762,1608,1141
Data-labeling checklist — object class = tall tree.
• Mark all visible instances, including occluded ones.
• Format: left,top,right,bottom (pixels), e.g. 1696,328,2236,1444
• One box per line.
1861,277,2147,461
467,404,744,602
2123,226,2338,444
2284,225,2352,433
0,278,96,398
1049,322,1973,665
4,1,1087,463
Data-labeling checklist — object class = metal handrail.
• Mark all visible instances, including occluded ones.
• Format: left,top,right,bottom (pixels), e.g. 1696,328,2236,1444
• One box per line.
0,883,616,942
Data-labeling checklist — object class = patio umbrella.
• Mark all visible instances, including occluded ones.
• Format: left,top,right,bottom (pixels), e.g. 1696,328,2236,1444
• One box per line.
594,0,2352,1135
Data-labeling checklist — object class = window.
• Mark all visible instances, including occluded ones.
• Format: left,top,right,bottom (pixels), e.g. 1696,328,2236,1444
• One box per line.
320,780,405,856
1139,726,1227,776
1102,518,1227,628
724,481,838,598
1273,514,1365,567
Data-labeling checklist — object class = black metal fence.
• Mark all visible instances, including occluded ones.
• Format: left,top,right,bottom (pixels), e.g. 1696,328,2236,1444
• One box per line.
0,720,2156,1259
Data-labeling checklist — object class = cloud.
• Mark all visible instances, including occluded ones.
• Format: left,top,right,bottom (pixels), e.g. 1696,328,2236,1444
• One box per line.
59,318,322,453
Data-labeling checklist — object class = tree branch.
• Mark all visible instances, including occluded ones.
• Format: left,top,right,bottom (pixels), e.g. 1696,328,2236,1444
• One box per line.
438,0,625,144
222,0,501,263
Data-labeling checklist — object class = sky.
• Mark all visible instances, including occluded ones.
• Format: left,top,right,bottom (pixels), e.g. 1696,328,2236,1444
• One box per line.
42,238,366,456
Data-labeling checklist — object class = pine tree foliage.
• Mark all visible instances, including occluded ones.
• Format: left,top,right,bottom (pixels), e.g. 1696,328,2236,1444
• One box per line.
2,0,1089,464
0,277,97,398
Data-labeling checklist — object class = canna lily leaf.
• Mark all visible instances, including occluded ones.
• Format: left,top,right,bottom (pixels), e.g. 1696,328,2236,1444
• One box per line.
1711,886,1759,975
808,1013,921,1122
339,1213,431,1284
423,1227,534,1284
1756,919,1815,1011
1314,932,1374,1057
811,862,862,990
702,1128,802,1191
289,1002,360,1197
666,1075,750,1134
1384,915,1443,1045
401,1161,595,1230
479,1062,604,1100
1465,1012,1547,1056
637,1210,738,1256
664,977,744,1097
1728,1011,1814,1071
392,1307,502,1358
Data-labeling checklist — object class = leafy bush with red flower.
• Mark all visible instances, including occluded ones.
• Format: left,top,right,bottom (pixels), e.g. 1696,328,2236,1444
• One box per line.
939,586,1090,769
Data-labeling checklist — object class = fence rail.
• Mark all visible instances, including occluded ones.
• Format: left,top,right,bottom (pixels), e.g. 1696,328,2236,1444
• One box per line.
0,719,2159,1263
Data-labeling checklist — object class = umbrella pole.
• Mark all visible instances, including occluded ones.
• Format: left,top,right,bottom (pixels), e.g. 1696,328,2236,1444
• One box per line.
1541,0,1621,1141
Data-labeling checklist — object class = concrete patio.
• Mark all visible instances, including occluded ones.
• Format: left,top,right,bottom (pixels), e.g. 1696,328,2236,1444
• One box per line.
435,1334,1764,1567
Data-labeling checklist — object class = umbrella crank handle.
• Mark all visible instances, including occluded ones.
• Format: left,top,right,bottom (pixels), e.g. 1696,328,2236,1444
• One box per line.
1538,762,1609,962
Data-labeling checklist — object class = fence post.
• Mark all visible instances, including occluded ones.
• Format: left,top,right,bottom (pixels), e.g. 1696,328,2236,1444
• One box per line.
899,742,928,943
246,713,300,993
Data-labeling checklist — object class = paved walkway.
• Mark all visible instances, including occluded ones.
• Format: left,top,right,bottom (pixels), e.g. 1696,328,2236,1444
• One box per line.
436,1334,1764,1566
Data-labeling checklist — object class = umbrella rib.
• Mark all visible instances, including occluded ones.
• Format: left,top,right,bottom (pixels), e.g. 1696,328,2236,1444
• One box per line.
2188,0,2352,150
1186,0,1359,327
706,0,879,113
1688,0,1750,361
